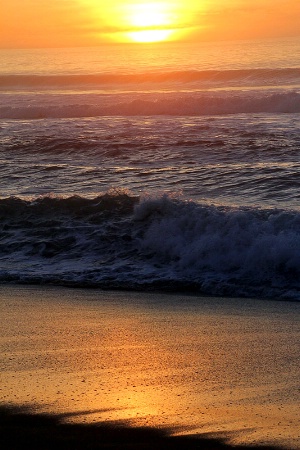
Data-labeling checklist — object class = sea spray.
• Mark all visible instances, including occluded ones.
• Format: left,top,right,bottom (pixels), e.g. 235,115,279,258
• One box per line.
1,192,300,300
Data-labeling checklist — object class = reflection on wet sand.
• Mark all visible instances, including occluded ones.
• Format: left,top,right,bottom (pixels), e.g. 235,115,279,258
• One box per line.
0,286,299,448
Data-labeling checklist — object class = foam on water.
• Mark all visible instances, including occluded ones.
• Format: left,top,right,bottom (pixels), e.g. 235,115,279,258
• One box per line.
1,65,300,119
0,192,300,300
1,39,300,300
1,114,300,209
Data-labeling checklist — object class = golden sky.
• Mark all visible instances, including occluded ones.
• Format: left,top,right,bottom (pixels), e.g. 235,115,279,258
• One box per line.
1,0,300,48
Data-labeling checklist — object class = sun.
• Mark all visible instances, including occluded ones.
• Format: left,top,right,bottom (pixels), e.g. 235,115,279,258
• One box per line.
125,2,176,43
128,29,173,43
130,3,168,28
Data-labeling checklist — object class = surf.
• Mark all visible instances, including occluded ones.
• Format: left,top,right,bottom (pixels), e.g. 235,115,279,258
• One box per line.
1,192,300,300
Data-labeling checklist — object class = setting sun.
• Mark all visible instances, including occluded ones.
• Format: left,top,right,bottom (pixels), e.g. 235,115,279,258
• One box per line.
128,29,173,43
124,2,178,43
130,3,169,28
0,0,300,48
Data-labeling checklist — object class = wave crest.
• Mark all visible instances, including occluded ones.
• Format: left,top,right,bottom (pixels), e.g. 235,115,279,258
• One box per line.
1,90,300,119
1,68,300,89
1,193,300,300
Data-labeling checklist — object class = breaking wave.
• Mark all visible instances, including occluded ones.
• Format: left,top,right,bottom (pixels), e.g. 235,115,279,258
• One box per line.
1,191,300,300
1,90,300,119
1,68,300,89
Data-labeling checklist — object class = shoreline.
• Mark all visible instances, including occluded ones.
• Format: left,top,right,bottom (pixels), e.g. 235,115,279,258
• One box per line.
1,285,299,448
1,281,299,304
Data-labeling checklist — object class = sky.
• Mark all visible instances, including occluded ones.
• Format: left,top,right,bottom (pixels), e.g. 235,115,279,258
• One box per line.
1,0,300,48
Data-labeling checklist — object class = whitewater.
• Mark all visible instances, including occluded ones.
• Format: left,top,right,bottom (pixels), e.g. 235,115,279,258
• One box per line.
1,38,300,300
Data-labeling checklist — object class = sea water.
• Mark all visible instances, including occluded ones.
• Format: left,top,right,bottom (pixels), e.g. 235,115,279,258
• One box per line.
1,37,300,299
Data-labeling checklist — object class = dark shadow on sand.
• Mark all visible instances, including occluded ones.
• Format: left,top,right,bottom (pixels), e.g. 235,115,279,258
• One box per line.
0,405,283,450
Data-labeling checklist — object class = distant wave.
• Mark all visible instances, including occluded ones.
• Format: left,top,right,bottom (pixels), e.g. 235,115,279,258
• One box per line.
1,191,300,300
1,68,300,89
1,90,300,118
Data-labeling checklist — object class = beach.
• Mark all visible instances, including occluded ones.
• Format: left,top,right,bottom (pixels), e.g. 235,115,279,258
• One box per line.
1,5,300,449
1,285,299,448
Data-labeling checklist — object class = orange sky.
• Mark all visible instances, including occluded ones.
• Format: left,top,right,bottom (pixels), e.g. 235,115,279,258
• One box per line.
1,0,300,48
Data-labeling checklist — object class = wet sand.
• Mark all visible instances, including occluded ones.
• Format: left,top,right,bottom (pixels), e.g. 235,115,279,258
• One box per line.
0,285,299,448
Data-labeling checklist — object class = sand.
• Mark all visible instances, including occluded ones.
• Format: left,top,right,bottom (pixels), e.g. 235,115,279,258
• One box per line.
0,285,299,449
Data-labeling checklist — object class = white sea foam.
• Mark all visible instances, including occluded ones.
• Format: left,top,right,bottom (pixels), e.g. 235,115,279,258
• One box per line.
1,40,300,300
0,193,299,300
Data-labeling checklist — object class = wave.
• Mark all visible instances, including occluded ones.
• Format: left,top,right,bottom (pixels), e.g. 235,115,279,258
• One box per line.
1,90,300,118
1,68,300,89
1,191,300,300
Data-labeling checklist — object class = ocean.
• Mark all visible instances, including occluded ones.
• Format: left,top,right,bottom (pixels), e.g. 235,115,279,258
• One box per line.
1,37,300,300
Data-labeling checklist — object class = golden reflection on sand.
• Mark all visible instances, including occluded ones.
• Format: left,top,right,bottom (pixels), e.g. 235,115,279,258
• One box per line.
0,286,299,448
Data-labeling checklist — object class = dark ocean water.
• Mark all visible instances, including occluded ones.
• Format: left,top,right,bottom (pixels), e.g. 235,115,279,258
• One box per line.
1,39,300,300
